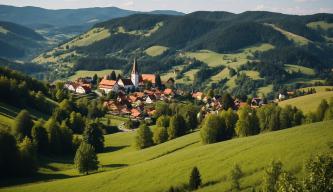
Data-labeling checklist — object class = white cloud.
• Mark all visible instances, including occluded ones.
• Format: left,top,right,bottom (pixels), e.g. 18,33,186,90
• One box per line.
254,4,265,11
122,1,134,7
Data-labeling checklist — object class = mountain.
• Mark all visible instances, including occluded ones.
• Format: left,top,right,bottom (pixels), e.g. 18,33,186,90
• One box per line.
0,21,47,59
0,5,184,43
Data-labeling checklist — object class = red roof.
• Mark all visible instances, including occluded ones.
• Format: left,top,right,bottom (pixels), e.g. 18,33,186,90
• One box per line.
99,79,117,89
141,74,156,84
163,88,173,95
131,108,141,117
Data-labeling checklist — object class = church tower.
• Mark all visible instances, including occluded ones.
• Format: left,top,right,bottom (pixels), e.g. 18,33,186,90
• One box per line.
131,58,139,87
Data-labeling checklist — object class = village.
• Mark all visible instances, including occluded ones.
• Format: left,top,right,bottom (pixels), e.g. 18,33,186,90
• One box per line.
63,59,323,124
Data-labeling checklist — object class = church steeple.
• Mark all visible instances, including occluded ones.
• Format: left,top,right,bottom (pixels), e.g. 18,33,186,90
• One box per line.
131,58,140,87
131,58,139,75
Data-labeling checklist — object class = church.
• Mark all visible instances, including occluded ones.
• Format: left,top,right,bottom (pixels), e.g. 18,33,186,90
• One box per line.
98,59,157,94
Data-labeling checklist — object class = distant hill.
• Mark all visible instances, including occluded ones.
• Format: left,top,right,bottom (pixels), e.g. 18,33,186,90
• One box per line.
0,5,184,42
35,11,333,92
0,21,47,59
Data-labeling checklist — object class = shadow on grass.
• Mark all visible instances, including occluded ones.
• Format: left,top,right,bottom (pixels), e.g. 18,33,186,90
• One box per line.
0,172,78,188
102,163,128,169
103,145,128,153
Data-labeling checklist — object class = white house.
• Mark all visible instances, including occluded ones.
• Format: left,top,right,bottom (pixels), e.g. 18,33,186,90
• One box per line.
76,86,91,94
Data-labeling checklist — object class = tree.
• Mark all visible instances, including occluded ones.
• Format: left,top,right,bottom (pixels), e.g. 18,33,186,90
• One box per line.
135,123,153,149
168,115,187,140
155,74,162,88
189,167,202,190
324,97,333,121
69,112,85,134
18,137,37,176
110,71,117,80
200,114,225,144
156,115,170,128
230,164,243,191
92,74,98,84
45,118,62,154
154,102,171,118
276,172,302,192
153,127,168,144
304,153,333,192
181,104,199,131
31,120,48,154
12,110,33,141
257,104,281,132
60,121,73,154
222,93,234,110
0,129,19,178
316,99,329,121
220,108,238,139
262,160,283,192
83,122,105,153
235,106,259,137
74,142,99,175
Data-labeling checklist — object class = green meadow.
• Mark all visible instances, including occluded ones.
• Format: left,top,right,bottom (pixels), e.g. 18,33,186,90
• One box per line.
67,69,122,81
2,120,333,192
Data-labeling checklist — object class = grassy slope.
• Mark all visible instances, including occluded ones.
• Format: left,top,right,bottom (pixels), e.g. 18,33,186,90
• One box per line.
145,45,169,57
299,86,333,93
285,64,315,76
279,91,333,113
266,24,311,46
67,69,122,81
3,120,333,192
307,21,333,30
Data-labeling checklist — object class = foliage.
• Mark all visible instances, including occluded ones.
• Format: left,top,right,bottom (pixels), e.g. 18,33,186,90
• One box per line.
262,160,283,192
168,115,187,140
276,172,302,192
12,109,33,141
17,137,37,176
153,127,168,144
200,114,225,144
230,164,243,191
235,105,259,137
31,120,48,154
74,142,99,175
83,121,105,153
189,167,202,190
0,129,19,178
220,108,238,139
257,104,281,132
156,115,170,128
135,123,153,149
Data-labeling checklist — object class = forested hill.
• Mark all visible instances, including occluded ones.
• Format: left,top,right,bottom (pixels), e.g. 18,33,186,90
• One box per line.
0,21,47,59
35,11,333,93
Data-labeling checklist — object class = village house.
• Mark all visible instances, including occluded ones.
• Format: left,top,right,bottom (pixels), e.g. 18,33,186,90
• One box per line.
98,78,119,94
192,92,204,101
75,85,91,94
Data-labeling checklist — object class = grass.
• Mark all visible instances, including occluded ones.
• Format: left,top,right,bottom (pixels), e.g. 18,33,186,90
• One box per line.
266,24,310,46
299,86,333,93
257,84,273,96
177,69,199,85
67,70,122,81
184,43,274,68
279,92,333,113
145,45,169,57
284,78,325,86
2,120,333,192
210,68,230,83
0,26,9,34
307,21,333,30
241,70,262,80
64,28,111,48
285,64,315,76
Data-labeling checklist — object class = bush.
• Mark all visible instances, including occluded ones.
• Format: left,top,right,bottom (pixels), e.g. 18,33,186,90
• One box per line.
153,127,168,145
200,114,225,144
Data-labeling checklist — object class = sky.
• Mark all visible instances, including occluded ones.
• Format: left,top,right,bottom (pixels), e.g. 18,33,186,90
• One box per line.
0,0,332,15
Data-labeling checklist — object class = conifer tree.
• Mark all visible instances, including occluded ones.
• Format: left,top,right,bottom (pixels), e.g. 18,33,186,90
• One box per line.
189,167,202,190
74,142,99,175
230,164,243,191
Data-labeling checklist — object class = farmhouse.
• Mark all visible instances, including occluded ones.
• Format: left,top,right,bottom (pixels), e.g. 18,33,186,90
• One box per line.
76,85,91,94
99,79,119,94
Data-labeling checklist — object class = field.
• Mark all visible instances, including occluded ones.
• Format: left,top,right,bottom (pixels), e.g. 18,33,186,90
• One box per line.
257,84,273,96
299,86,333,93
184,43,274,68
266,24,310,46
145,45,169,57
279,91,333,113
3,120,333,192
285,64,315,76
307,21,333,30
67,70,122,81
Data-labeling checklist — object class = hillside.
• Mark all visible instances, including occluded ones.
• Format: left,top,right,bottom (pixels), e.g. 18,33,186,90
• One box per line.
34,11,333,93
0,5,184,43
0,21,48,59
2,120,333,192
279,91,333,113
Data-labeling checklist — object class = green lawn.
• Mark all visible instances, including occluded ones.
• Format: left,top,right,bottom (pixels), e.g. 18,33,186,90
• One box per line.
67,70,122,81
3,119,333,192
257,84,273,96
145,45,169,57
299,86,333,93
279,92,333,113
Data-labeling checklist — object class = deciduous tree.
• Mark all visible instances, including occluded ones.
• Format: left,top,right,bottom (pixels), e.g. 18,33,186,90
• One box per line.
74,142,99,175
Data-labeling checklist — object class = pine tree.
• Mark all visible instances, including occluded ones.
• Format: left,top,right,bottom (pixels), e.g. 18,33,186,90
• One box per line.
230,164,243,191
135,123,153,149
189,166,202,190
155,74,162,89
316,99,329,121
12,110,33,141
74,142,99,175
83,122,104,153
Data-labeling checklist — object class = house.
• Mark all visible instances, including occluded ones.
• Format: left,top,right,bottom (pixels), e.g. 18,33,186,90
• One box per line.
145,95,156,104
76,85,91,94
141,74,156,85
278,93,286,101
131,108,142,118
67,83,77,92
251,98,264,108
99,78,119,94
118,78,134,90
192,92,204,101
163,88,174,96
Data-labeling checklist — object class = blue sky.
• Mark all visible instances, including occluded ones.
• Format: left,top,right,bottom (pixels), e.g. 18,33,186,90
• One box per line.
0,0,332,15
